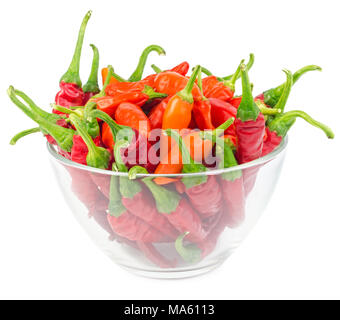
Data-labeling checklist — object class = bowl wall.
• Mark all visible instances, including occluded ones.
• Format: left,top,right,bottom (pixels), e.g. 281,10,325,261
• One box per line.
48,138,287,279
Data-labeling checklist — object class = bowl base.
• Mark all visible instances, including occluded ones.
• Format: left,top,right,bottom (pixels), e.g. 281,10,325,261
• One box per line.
118,255,231,280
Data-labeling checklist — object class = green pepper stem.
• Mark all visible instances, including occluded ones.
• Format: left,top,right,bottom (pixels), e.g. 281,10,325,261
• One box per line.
223,59,244,91
273,69,293,112
60,10,92,87
151,64,162,74
113,140,129,173
142,85,168,99
108,166,126,217
111,71,127,83
236,64,260,122
175,232,202,263
269,110,335,139
53,104,80,115
223,53,254,81
196,67,207,100
176,65,201,103
10,127,40,145
8,86,75,151
15,89,61,122
128,166,149,179
293,65,322,84
201,67,213,77
255,100,282,115
142,178,181,214
89,109,124,139
213,117,235,134
128,45,166,82
83,44,100,93
84,65,114,118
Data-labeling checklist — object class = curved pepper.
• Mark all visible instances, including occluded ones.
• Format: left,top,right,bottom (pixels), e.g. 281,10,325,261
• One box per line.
148,96,171,129
55,11,92,107
257,65,322,107
151,61,190,76
143,178,207,243
128,45,166,82
235,64,265,164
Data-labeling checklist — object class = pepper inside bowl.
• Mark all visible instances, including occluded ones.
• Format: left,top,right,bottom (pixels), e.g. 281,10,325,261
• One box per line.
48,137,287,279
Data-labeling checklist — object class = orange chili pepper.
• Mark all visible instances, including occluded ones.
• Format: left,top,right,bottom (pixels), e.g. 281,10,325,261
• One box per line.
115,102,151,138
101,67,126,85
153,71,202,100
101,122,115,151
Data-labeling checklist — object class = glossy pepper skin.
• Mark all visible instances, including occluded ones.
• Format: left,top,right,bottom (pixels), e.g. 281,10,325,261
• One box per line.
193,68,215,130
209,98,237,136
153,71,202,100
148,97,170,129
235,65,265,164
165,129,223,219
94,85,167,117
152,61,190,77
115,102,151,138
55,11,92,108
162,66,201,131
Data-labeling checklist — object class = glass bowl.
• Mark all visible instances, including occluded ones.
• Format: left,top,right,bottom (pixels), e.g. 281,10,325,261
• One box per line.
47,137,288,279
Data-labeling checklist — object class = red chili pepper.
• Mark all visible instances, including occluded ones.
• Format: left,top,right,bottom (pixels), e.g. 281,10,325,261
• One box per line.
71,134,102,165
229,96,242,108
235,65,265,164
143,178,207,243
55,12,92,108
148,97,170,129
101,122,115,151
152,61,190,77
165,129,224,219
117,166,179,240
209,98,237,136
115,102,151,138
153,71,202,100
193,69,215,130
94,86,166,117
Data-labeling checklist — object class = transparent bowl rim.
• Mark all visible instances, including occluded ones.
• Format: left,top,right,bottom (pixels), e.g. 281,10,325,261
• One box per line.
47,136,288,177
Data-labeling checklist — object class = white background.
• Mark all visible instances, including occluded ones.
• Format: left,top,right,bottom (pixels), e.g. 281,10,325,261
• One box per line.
1,0,340,300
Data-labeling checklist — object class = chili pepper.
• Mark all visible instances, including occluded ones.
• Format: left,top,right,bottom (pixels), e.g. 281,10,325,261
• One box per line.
151,61,190,76
162,66,201,131
8,86,75,152
229,96,242,108
115,102,151,138
193,68,215,130
118,165,179,240
101,67,127,85
143,178,207,243
153,71,202,100
148,97,171,129
154,120,234,185
82,44,100,104
71,134,102,166
202,60,243,102
165,129,224,219
107,170,167,243
235,64,266,164
101,122,115,151
257,65,322,107
91,109,158,172
263,110,334,156
55,11,92,108
69,114,111,169
209,98,237,136
128,45,166,82
94,86,167,117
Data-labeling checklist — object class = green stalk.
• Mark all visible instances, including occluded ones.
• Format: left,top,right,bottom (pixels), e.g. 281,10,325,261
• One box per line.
268,110,335,138
222,59,244,91
273,69,293,112
263,65,322,107
142,85,168,99
176,65,201,103
83,44,100,93
223,53,255,81
60,10,92,87
236,64,260,122
142,178,181,214
151,64,162,74
10,127,40,145
108,165,126,218
69,114,110,169
8,86,75,151
164,129,207,189
128,45,166,82
175,232,201,263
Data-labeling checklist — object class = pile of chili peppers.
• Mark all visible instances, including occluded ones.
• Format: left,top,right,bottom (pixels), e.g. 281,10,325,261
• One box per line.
8,11,335,268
